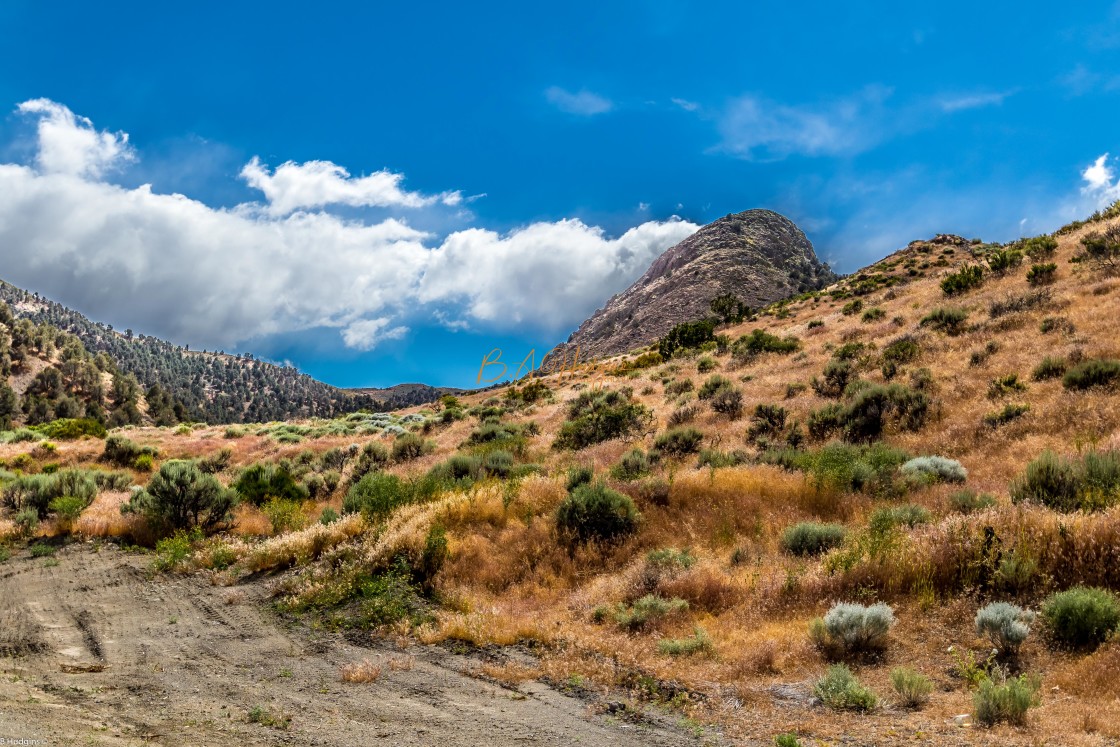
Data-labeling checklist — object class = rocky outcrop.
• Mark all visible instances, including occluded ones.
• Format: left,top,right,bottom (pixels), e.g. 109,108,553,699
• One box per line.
543,209,835,367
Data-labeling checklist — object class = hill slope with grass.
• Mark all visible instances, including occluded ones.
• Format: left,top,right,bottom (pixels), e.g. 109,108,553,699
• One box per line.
543,209,837,369
4,203,1120,745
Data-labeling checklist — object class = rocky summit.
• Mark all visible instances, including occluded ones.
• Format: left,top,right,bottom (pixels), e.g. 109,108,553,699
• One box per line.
543,209,836,367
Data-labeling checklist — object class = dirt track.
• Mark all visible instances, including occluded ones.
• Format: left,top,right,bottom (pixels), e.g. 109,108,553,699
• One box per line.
0,543,704,746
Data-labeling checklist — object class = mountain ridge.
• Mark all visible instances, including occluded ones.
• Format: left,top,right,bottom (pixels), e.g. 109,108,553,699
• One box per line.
542,209,837,367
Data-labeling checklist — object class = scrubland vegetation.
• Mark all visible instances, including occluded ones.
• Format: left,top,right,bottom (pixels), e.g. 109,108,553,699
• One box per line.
4,208,1120,744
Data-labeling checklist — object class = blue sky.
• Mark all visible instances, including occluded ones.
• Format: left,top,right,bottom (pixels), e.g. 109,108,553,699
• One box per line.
1,1,1119,389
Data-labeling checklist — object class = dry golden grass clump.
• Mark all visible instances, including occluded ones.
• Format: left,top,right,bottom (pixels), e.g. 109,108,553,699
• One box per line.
338,658,382,683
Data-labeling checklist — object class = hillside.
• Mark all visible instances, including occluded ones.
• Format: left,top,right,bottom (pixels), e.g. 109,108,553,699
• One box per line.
543,209,836,369
3,205,1120,744
0,279,449,424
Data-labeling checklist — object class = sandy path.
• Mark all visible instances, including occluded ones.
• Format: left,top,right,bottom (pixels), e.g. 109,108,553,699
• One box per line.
0,543,705,746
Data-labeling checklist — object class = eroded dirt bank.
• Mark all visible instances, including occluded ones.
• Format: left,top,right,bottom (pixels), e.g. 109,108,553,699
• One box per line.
0,543,705,746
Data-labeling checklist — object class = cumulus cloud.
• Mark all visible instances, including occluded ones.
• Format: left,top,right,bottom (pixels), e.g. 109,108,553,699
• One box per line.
716,86,894,161
544,86,613,116
1082,153,1120,206
240,157,462,216
417,218,698,329
0,99,696,353
17,99,134,178
341,318,410,351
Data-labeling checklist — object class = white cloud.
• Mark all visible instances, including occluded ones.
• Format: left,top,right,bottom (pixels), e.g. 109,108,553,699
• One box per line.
716,86,893,161
417,218,697,329
671,97,699,112
0,99,695,353
240,157,462,216
544,86,613,116
17,99,134,178
1081,153,1120,205
938,90,1016,112
340,318,409,351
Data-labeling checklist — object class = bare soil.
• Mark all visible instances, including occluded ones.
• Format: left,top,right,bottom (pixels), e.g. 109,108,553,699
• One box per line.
0,543,705,746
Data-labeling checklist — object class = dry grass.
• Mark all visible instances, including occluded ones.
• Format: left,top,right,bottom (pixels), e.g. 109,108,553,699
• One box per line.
338,659,382,683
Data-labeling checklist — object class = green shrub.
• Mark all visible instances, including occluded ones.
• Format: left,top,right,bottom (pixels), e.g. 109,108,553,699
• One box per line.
1041,587,1120,649
1021,235,1057,260
986,247,1023,274
839,384,930,442
319,507,339,525
811,359,853,399
658,319,716,359
709,387,744,419
482,450,515,478
600,594,689,630
1063,359,1120,390
653,427,703,456
14,508,38,537
392,433,434,462
1079,226,1120,267
987,373,1028,399
870,504,931,529
949,489,997,513
611,448,653,481
1026,262,1057,285
920,307,968,335
900,455,967,484
48,495,88,529
556,482,641,544
102,435,157,467
697,374,733,400
1,470,96,519
122,461,238,536
983,403,1030,427
133,453,154,472
664,379,694,396
731,329,800,360
553,389,652,450
697,448,748,469
152,530,199,571
657,627,712,656
1010,449,1120,512
262,497,307,534
890,667,932,709
343,472,413,521
1031,356,1067,381
841,299,864,316
973,674,1041,726
1039,316,1074,335
813,664,877,711
810,602,895,655
30,418,107,440
29,541,55,557
566,465,594,492
940,264,984,296
781,522,847,556
696,356,717,373
808,319,824,329
760,442,910,496
774,734,801,747
975,602,1035,656
861,307,885,323
882,336,920,365
233,462,308,506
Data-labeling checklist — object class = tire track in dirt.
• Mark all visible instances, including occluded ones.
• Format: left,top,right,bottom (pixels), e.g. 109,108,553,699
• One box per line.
0,543,711,747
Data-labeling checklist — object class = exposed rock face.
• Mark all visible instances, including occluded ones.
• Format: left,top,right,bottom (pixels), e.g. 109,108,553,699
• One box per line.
543,209,836,367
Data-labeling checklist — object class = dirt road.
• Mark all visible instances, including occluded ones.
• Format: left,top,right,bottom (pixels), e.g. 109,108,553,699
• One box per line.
0,543,705,746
